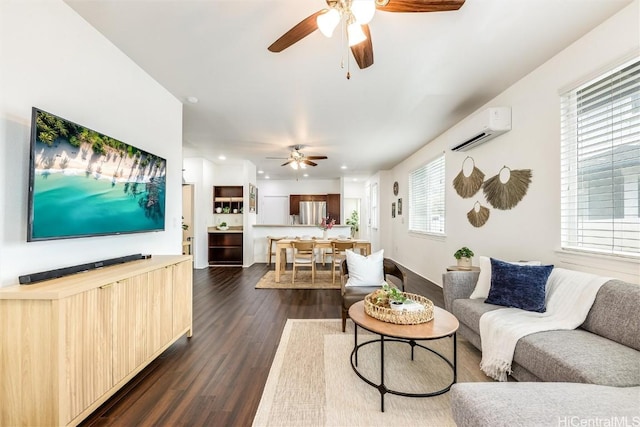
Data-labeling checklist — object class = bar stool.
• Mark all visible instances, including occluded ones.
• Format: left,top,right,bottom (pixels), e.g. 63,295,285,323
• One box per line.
266,236,286,268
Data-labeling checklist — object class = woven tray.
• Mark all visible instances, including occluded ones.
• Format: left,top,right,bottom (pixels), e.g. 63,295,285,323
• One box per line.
364,292,434,325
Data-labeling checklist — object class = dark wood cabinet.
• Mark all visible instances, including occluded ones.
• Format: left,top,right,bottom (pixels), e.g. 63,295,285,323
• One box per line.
289,195,301,215
289,194,340,222
327,193,340,224
208,232,243,265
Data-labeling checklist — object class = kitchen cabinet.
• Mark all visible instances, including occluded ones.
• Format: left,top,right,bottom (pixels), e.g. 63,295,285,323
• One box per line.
0,255,192,426
327,193,341,224
289,194,341,223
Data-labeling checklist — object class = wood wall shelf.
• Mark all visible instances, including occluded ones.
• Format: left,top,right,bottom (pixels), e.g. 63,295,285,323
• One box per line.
213,186,244,214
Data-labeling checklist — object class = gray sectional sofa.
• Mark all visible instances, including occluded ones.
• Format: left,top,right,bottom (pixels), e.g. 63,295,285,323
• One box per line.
443,270,640,425
443,270,640,385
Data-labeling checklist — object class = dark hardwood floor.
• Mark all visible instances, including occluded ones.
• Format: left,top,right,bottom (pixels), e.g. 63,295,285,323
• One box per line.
81,262,445,426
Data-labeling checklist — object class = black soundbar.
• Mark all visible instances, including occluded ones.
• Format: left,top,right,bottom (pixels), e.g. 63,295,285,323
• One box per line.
19,254,151,285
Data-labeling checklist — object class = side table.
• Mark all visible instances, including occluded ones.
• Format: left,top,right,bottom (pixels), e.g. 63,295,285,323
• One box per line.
446,266,480,272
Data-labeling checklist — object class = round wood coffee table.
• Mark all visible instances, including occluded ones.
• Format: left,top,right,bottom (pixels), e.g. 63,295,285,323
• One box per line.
348,300,459,412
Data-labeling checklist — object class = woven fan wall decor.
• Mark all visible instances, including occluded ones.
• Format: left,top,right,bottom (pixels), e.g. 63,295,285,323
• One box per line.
467,201,490,227
453,156,484,198
483,166,532,210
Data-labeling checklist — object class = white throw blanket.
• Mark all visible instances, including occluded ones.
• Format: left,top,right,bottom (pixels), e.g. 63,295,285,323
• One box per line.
479,268,610,381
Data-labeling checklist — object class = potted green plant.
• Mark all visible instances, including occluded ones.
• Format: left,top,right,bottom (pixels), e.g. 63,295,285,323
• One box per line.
222,206,231,214
217,221,228,231
454,247,474,270
345,210,359,238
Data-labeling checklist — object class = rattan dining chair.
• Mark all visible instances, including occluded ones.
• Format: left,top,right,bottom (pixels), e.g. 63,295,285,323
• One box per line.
290,240,316,285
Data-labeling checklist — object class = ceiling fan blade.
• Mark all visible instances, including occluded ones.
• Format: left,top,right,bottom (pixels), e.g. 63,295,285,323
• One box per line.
350,25,374,69
281,159,295,166
305,155,328,160
376,0,465,13
302,160,318,167
268,10,324,53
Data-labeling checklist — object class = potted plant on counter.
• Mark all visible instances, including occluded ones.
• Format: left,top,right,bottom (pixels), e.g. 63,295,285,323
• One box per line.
454,247,474,270
217,222,229,231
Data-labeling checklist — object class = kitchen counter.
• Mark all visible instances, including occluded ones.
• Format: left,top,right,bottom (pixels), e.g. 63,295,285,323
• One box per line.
254,224,351,228
207,227,243,233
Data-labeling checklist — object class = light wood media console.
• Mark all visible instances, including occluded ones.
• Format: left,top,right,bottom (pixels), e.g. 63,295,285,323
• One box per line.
0,255,193,426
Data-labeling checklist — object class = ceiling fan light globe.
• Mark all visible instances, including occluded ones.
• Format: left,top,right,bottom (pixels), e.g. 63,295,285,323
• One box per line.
317,9,340,37
351,0,376,24
290,161,299,170
347,22,367,46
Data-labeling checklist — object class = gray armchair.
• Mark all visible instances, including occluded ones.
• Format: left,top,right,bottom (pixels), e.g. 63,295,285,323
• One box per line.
339,258,407,332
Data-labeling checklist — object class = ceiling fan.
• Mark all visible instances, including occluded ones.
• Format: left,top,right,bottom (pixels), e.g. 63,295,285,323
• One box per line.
268,0,465,73
267,145,328,169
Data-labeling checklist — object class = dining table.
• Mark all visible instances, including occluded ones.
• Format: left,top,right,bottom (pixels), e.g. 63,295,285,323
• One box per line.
273,238,372,283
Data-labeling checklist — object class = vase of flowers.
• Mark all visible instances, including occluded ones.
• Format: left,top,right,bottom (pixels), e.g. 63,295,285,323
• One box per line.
318,217,336,240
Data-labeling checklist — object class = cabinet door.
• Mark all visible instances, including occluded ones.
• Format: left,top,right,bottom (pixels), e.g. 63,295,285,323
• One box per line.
112,275,147,384
62,287,112,423
146,268,173,358
327,193,341,224
289,195,300,215
172,260,193,337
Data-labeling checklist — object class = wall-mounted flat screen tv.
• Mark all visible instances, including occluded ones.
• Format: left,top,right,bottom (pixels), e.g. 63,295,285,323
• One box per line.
27,107,166,241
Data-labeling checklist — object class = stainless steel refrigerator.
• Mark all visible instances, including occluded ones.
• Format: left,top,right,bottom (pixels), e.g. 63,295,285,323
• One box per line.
299,201,327,225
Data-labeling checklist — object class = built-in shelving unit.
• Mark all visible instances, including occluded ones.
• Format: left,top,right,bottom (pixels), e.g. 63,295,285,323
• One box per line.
213,186,243,214
211,186,244,265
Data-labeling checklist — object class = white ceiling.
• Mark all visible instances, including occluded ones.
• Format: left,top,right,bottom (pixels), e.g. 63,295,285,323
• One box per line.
65,0,631,180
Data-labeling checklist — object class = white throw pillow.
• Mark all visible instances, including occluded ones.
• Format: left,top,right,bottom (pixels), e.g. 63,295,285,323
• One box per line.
345,249,385,287
469,256,542,299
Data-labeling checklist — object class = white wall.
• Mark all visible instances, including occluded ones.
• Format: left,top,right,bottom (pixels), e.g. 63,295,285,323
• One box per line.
385,1,640,285
0,0,183,287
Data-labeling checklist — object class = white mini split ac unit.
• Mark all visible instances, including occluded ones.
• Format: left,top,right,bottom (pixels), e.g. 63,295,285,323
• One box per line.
450,107,512,151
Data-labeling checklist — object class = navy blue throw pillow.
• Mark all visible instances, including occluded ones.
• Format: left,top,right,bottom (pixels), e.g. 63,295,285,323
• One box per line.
485,258,554,313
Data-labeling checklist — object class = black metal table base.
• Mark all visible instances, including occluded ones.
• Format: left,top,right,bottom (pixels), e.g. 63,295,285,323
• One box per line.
350,324,457,412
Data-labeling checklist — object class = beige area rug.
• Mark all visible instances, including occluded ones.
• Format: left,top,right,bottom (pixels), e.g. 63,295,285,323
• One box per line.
252,319,492,427
255,270,341,290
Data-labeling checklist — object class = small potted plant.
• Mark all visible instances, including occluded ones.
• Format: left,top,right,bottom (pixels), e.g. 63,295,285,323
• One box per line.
454,247,474,270
217,221,228,231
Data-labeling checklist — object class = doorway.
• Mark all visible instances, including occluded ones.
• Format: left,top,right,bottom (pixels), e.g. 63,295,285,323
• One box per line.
343,197,361,238
182,184,194,256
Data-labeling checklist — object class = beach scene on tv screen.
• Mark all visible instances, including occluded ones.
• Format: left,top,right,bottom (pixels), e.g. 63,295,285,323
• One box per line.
30,110,166,240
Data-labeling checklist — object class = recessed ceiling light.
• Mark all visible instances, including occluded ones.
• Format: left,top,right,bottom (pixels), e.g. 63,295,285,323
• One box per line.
218,155,226,160
303,173,309,177
353,178,358,182
186,96,199,104
265,175,270,179
258,170,264,174
341,165,347,170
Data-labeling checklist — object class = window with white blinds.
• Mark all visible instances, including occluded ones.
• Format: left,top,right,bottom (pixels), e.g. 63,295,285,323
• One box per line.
560,58,640,257
409,154,445,235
